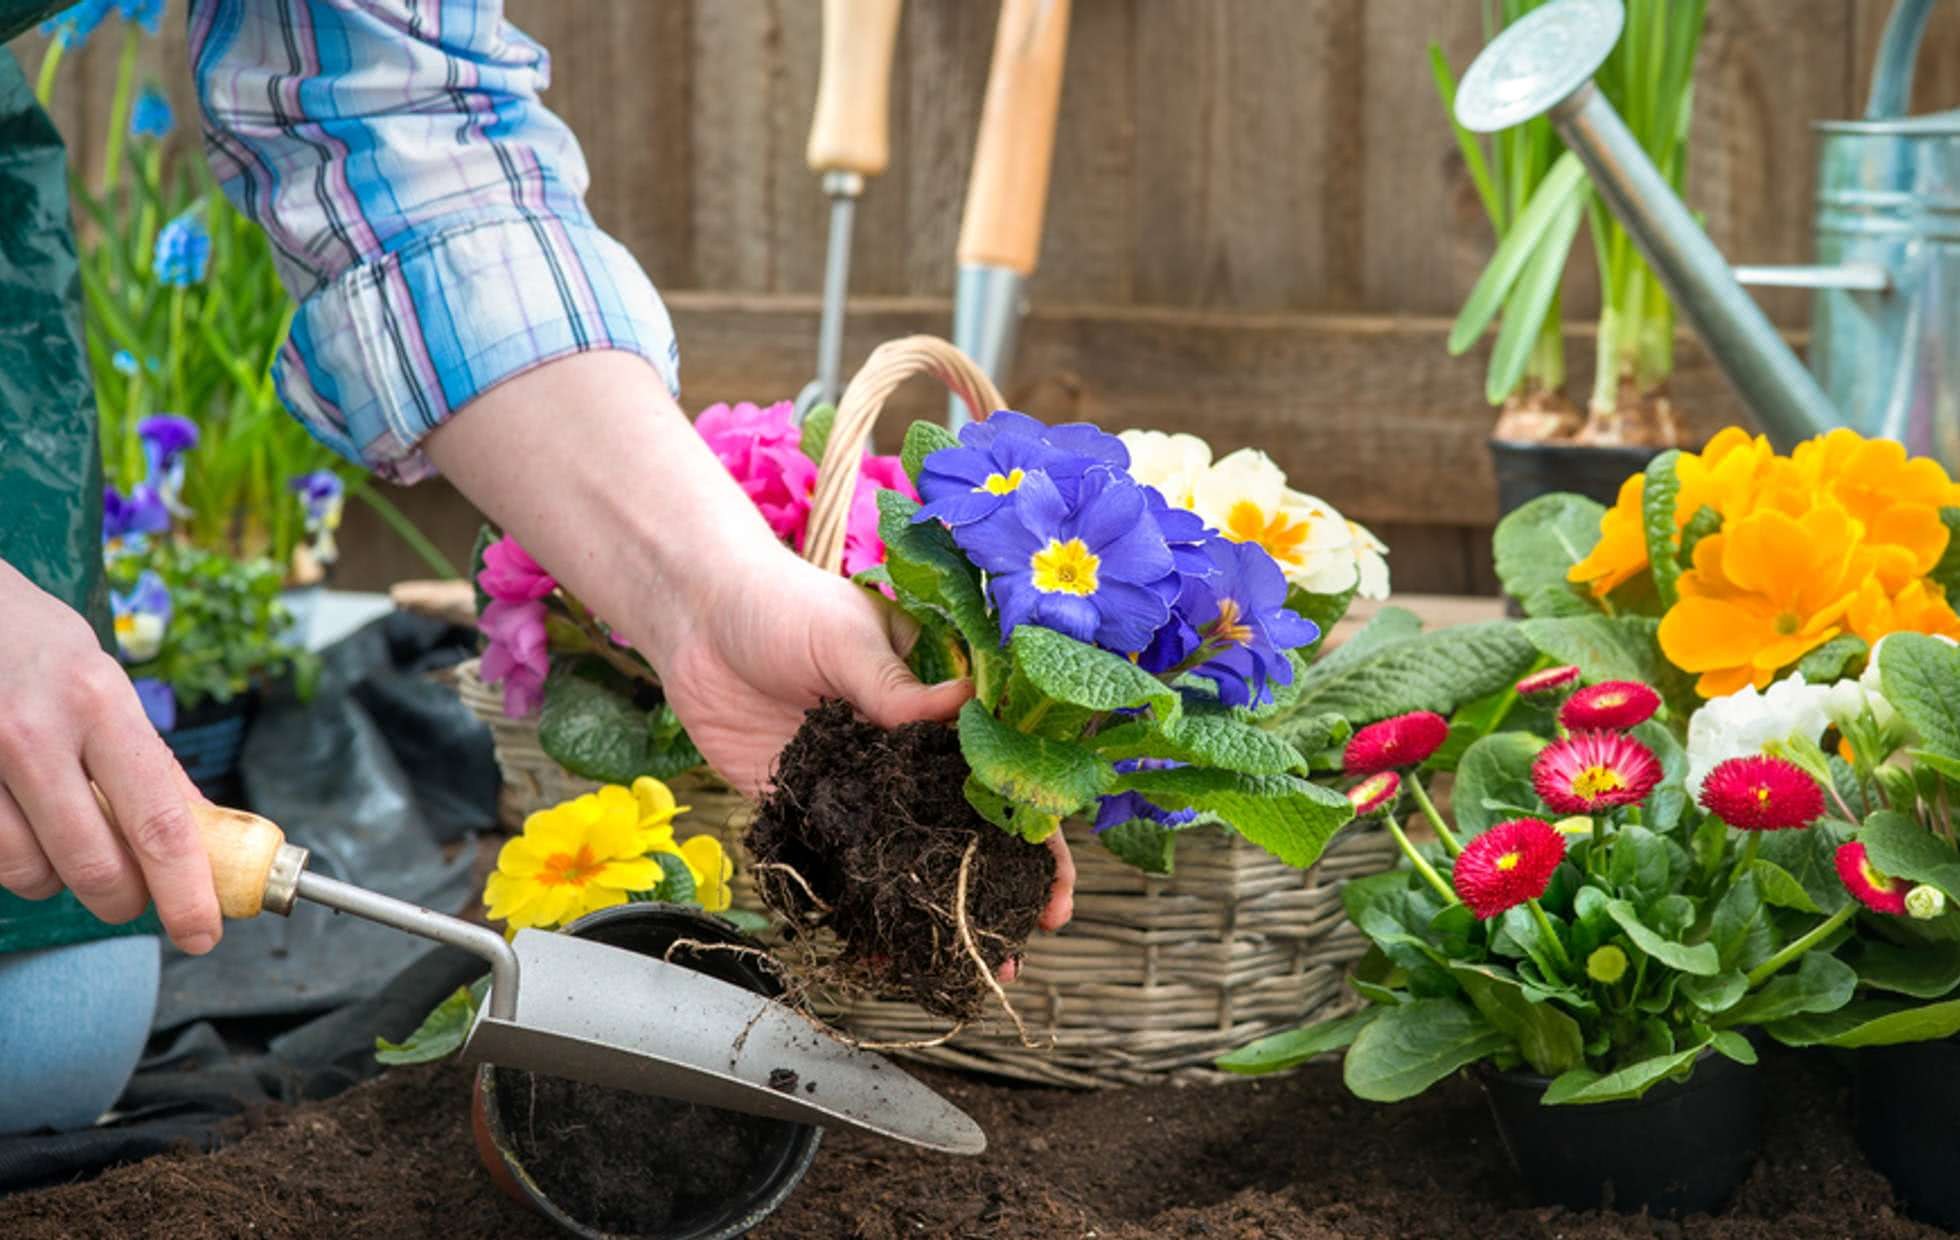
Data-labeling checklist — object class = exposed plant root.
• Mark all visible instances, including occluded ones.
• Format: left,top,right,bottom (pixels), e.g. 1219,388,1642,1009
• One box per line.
749,862,833,915
951,837,1044,1050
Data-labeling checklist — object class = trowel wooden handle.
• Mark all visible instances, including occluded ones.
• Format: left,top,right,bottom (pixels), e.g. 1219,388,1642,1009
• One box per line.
956,0,1070,274
806,0,904,176
93,786,300,919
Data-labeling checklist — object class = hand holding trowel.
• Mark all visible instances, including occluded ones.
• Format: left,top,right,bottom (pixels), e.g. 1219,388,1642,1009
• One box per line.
794,0,905,421
149,796,985,1154
949,0,1071,428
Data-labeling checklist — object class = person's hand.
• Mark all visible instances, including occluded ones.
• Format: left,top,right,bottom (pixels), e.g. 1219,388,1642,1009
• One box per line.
0,562,220,954
638,545,1075,940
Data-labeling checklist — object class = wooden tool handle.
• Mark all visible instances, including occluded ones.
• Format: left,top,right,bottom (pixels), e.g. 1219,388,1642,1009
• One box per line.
93,787,293,919
956,0,1071,273
806,0,904,176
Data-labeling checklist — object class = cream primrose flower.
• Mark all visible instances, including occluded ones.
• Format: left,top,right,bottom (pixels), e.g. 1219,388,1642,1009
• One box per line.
1345,518,1391,601
1117,429,1213,511
1684,673,1836,797
1190,448,1359,594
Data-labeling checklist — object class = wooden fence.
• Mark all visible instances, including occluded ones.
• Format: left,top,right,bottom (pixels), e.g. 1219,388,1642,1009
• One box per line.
21,1,1960,592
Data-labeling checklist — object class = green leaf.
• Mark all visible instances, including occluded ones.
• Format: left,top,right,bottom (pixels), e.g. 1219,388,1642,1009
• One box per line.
1114,765,1354,869
1518,614,1663,685
1285,585,1357,651
1681,969,1749,1016
900,420,961,489
1632,719,1689,831
876,491,1004,701
1451,733,1546,837
1492,493,1607,618
1483,187,1586,404
1449,961,1585,1076
1312,607,1422,679
1098,818,1178,875
798,403,837,466
1448,152,1589,355
1860,810,1960,904
958,700,1112,825
1008,627,1180,723
1092,713,1300,777
468,523,498,617
1711,1030,1760,1065
1541,1040,1709,1105
1342,998,1511,1102
1770,995,1960,1048
1796,635,1869,685
1710,873,1770,970
538,666,702,784
1266,710,1351,768
1751,860,1822,914
1854,938,1960,999
642,851,696,905
1929,507,1960,598
1641,450,1684,608
1217,1009,1379,1075
1605,898,1719,975
1607,827,1671,906
1880,634,1960,762
1758,820,1855,915
1719,951,1857,1028
719,909,773,933
375,976,490,1065
1287,622,1538,726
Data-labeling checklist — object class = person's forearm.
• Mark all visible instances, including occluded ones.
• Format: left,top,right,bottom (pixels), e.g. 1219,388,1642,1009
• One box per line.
422,351,787,664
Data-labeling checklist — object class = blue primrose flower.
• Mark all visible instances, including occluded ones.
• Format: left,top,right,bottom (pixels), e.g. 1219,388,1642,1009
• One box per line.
111,570,172,664
953,467,1175,654
129,84,173,139
132,677,177,733
1093,759,1197,834
103,482,170,555
1145,537,1320,709
914,411,1128,529
154,211,211,286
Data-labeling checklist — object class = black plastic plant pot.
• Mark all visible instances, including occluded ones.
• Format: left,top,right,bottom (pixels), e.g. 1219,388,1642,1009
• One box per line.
1853,1037,1960,1228
162,691,257,804
471,904,822,1240
1489,439,1661,520
1479,1050,1763,1218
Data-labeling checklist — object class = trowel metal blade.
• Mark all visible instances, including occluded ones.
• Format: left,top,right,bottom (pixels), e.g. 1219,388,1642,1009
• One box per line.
459,927,986,1156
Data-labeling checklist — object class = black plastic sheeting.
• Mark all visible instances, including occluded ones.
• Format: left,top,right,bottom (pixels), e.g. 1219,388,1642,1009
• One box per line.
0,613,500,1194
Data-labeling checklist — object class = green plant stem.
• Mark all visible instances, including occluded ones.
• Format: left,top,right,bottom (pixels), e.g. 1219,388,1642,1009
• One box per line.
1527,897,1574,976
1405,773,1462,857
1728,830,1761,890
1746,903,1856,989
34,37,64,107
1383,812,1460,907
1019,698,1055,735
100,26,141,197
558,592,658,688
167,284,187,415
345,478,461,578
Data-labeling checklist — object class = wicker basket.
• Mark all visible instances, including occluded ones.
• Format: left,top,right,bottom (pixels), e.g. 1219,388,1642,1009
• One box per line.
453,335,1397,1087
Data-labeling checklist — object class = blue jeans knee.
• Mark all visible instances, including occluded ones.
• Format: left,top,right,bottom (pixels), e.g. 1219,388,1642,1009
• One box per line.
0,934,160,1135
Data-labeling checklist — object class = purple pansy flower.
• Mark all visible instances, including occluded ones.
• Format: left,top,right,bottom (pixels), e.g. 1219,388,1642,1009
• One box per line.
953,466,1175,654
1093,759,1198,834
132,677,176,733
914,411,1128,529
290,471,345,564
1169,538,1320,709
138,413,199,513
111,570,171,664
154,211,211,286
103,483,170,554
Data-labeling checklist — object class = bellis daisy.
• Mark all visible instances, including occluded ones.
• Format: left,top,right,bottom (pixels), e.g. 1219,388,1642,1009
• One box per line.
1696,754,1824,831
1452,818,1566,920
1531,730,1662,815
1346,771,1402,816
1516,665,1581,698
1835,841,1909,915
1559,680,1661,731
1343,711,1450,776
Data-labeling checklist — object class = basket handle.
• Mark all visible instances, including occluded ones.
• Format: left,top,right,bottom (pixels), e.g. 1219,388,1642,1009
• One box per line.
803,336,1004,574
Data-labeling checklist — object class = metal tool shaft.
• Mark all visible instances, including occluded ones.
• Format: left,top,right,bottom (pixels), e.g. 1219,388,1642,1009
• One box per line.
814,169,862,411
949,263,1023,428
295,869,519,1021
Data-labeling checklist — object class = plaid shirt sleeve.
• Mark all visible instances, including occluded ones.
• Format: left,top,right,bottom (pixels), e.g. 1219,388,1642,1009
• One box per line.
189,0,680,484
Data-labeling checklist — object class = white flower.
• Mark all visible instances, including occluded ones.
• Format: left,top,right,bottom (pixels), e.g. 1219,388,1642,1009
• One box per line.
1345,518,1391,601
1908,884,1948,921
1857,633,1956,735
1118,430,1212,510
115,613,165,663
1685,674,1835,796
1190,449,1358,594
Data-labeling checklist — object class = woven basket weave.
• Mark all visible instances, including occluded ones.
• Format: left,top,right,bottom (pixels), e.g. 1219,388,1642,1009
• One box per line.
453,335,1397,1086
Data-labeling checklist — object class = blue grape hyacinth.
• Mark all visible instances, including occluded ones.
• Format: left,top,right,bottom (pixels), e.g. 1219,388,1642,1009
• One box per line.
154,210,211,286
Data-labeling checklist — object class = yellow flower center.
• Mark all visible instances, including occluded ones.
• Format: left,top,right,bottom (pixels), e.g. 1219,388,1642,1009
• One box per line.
1592,691,1627,708
1570,764,1627,801
978,468,1025,496
1030,538,1101,596
538,845,603,888
1495,852,1521,872
1774,611,1801,636
1861,858,1898,893
1754,784,1773,807
1223,501,1310,567
114,614,136,637
1212,597,1255,646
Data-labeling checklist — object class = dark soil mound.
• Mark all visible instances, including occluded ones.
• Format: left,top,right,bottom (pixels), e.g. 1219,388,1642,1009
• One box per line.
746,700,1054,1022
0,1049,1936,1239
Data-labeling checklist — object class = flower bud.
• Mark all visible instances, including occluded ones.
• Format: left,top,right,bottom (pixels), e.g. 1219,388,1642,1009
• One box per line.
1586,945,1628,985
1907,884,1947,921
1874,764,1919,811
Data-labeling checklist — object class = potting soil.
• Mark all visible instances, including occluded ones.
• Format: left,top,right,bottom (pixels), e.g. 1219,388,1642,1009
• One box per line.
0,1045,1938,1238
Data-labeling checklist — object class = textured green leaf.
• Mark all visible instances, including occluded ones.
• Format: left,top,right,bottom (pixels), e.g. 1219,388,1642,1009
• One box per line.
798,403,837,466
639,851,697,905
900,419,961,489
1769,995,1960,1048
1796,634,1869,684
877,490,1004,699
1492,493,1607,618
1266,710,1351,768
1098,818,1179,875
1518,614,1662,684
1605,898,1718,975
538,666,702,784
375,976,490,1065
1881,634,1960,762
1633,719,1689,832
1861,809,1960,903
958,700,1111,823
1541,1041,1709,1105
1285,585,1357,654
1288,622,1538,726
1217,1009,1379,1075
1115,765,1353,868
1710,873,1770,970
1449,962,1585,1076
1309,607,1423,681
1451,732,1546,837
1092,713,1300,776
1009,626,1179,722
1343,998,1510,1102
1719,951,1857,1028
1641,450,1684,608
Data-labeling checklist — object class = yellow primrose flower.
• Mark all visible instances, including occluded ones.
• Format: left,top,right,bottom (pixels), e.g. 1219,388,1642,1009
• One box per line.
1846,575,1960,646
1192,448,1358,594
631,775,687,844
484,784,673,933
1117,429,1213,510
667,834,733,912
1568,473,1650,598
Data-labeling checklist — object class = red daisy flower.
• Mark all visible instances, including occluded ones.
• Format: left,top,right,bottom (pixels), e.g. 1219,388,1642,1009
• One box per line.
1346,771,1402,816
1531,730,1662,815
1344,711,1450,776
1697,755,1824,831
1453,818,1567,919
1516,665,1582,698
1558,680,1661,731
1836,842,1909,915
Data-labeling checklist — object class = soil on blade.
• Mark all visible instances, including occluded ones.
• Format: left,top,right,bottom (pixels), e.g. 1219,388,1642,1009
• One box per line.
745,699,1054,1022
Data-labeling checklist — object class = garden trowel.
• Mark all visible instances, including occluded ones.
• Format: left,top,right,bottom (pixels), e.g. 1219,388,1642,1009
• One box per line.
793,0,904,422
174,798,987,1155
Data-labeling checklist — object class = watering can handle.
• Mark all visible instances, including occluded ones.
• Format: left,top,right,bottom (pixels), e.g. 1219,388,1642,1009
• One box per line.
1866,0,1941,121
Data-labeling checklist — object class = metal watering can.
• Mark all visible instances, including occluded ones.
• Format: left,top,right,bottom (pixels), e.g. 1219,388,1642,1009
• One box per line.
1455,0,1958,465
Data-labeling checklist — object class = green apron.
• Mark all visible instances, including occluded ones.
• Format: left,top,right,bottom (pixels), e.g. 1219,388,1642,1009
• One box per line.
0,19,163,952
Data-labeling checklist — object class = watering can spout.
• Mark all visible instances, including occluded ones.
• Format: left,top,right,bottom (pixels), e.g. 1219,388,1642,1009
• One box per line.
1453,0,1841,449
